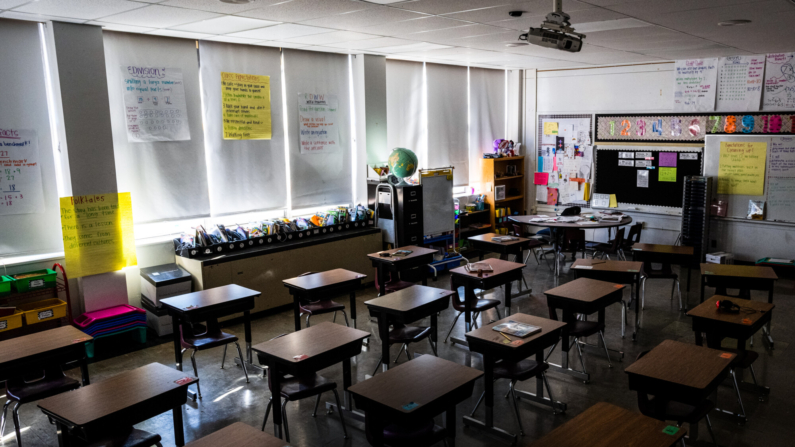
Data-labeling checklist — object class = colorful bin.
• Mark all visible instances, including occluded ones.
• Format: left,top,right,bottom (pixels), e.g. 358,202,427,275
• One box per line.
10,269,57,293
0,310,23,333
19,298,67,325
0,276,12,297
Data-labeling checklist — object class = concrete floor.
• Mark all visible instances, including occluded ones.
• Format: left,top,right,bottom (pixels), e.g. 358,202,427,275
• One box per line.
4,255,794,447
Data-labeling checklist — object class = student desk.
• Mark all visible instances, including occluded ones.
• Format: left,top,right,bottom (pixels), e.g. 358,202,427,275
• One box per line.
161,284,261,382
448,258,526,346
699,264,777,349
38,363,197,447
348,355,481,447
463,313,566,443
0,325,92,386
625,339,735,443
687,295,773,421
468,233,537,298
184,422,285,447
544,278,625,383
531,402,686,447
252,322,370,438
283,268,367,332
364,285,453,373
368,246,436,296
572,258,641,341
632,243,694,291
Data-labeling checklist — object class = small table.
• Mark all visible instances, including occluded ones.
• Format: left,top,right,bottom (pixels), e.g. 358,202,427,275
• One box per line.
699,264,777,349
185,422,284,447
448,258,526,347
463,313,566,443
348,355,482,447
571,259,641,341
283,268,367,332
625,339,735,443
544,278,626,383
687,295,774,422
161,284,262,384
468,233,537,298
632,243,694,291
530,402,687,447
368,246,436,296
0,325,92,386
38,363,197,447
252,322,370,438
364,285,453,373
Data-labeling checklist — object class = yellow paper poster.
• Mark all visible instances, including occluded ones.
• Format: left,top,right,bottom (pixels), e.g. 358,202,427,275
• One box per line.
659,167,677,182
221,72,272,140
609,194,618,208
544,122,559,136
717,141,767,195
60,193,137,278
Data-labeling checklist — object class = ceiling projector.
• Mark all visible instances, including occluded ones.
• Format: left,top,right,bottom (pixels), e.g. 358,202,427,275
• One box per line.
517,0,585,52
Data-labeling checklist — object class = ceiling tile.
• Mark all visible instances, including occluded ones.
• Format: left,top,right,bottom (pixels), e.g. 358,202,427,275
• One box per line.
597,37,718,52
202,35,261,44
281,30,382,45
394,0,593,16
602,0,763,17
583,25,685,44
370,41,452,53
572,18,649,33
160,0,281,14
146,28,213,39
171,15,279,34
101,5,221,28
647,46,753,60
403,24,511,44
13,0,143,20
324,36,419,50
0,0,31,9
639,1,795,37
255,40,312,49
87,21,156,33
237,0,373,23
229,23,333,40
357,16,471,37
1,10,87,22
298,7,427,31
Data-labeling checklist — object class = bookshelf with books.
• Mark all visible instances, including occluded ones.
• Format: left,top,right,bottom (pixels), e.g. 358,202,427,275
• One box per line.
482,156,525,235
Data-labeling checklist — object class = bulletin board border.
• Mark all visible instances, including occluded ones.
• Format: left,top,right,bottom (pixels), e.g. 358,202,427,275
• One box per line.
536,114,593,207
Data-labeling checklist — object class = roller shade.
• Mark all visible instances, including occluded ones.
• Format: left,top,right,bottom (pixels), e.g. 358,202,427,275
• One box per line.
427,63,468,185
386,60,426,167
469,67,506,185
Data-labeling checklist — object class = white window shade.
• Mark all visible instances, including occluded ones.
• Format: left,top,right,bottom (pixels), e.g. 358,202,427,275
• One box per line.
0,20,63,256
103,31,210,224
198,41,286,217
469,67,506,184
427,63,468,186
283,49,352,209
386,60,425,163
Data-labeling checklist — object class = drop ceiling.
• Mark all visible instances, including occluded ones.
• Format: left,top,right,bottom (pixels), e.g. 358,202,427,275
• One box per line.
1,0,794,70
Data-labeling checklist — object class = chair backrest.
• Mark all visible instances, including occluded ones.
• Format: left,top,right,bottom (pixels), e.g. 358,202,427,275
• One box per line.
512,224,523,237
715,287,751,299
450,291,470,312
609,228,625,252
627,223,642,244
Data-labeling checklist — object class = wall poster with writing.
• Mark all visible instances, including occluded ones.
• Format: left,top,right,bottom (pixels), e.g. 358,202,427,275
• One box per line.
717,141,767,195
298,93,339,154
763,52,795,111
716,55,765,112
674,58,718,112
121,65,190,142
0,128,44,215
221,72,272,140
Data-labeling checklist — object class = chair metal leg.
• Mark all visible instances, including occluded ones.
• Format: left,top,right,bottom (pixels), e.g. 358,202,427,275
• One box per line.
495,305,502,320
333,311,337,323
472,312,480,330
332,389,349,439
641,277,646,309
190,349,202,399
234,342,250,383
221,344,227,369
676,279,683,310
306,314,311,328
12,402,21,447
598,330,612,367
621,301,626,338
509,381,524,436
731,369,747,418
405,345,412,361
749,365,764,401
340,310,350,328
545,341,558,362
705,414,718,447
680,438,687,447
542,373,557,414
1,400,10,438
281,400,290,443
261,398,272,431
429,336,438,356
444,312,462,343
393,344,406,364
312,394,321,417
470,391,485,416
574,337,587,377
670,279,676,300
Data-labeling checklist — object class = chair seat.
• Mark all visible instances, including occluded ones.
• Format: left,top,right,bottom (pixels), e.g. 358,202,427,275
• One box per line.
280,373,337,401
367,419,439,447
6,375,80,403
77,428,161,447
300,300,346,315
723,348,759,369
453,299,500,313
568,320,604,338
649,397,715,425
525,239,544,249
644,267,676,279
389,326,431,344
385,280,415,294
592,242,613,251
182,329,238,350
493,359,548,382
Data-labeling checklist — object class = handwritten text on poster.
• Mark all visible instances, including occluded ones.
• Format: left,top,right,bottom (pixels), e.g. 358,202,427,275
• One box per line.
674,58,718,112
0,128,44,215
298,93,339,154
121,66,190,142
717,141,767,195
221,72,272,140
763,52,795,111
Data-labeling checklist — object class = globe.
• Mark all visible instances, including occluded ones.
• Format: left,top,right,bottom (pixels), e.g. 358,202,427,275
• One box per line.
387,148,418,185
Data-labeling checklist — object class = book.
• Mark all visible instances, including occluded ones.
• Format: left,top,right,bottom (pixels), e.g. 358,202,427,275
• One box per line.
492,320,542,338
464,262,493,273
391,250,413,257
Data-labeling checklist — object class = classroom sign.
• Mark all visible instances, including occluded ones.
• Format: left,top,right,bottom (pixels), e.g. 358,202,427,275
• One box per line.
120,65,190,142
60,193,137,278
221,72,272,140
0,128,44,215
298,93,339,154
717,142,767,195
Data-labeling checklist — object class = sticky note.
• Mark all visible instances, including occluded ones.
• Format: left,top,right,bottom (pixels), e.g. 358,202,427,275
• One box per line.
175,377,194,385
511,340,524,346
663,426,680,435
659,167,677,182
720,353,733,359
742,318,752,325
609,194,618,208
614,284,624,289
293,354,309,361
544,121,559,135
402,402,419,411
534,172,549,185
659,152,677,167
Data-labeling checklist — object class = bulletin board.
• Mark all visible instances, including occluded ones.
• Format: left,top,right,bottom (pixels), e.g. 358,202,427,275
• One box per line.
536,114,593,206
594,146,703,208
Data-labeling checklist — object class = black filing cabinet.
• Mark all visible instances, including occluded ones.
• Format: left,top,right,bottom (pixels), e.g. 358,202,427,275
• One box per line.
395,184,423,246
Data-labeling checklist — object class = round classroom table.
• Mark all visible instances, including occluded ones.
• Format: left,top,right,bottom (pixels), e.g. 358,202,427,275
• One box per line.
509,214,633,277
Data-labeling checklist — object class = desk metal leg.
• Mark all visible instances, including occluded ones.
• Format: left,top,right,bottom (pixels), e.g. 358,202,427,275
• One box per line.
633,275,640,341
378,315,390,373
235,310,265,375
450,286,473,347
55,421,71,447
445,407,456,447
326,357,366,424
173,405,185,447
269,359,283,438
504,281,512,317
171,315,183,370
377,266,386,297
350,291,357,329
547,311,590,383
514,351,567,413
79,358,90,386
764,288,774,349
292,294,302,332
462,352,517,443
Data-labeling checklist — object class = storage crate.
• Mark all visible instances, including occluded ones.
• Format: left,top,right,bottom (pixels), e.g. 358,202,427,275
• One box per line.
0,310,23,333
19,298,67,325
10,269,57,293
0,276,12,297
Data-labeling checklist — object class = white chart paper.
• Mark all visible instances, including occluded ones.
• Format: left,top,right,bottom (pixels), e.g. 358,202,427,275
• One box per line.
769,137,795,178
0,129,44,215
120,65,190,142
763,52,795,111
673,58,718,112
298,93,339,154
716,55,765,112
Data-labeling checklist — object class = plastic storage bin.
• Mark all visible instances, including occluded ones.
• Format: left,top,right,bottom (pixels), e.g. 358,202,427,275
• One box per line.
0,276,12,297
0,310,23,332
19,298,67,325
11,269,57,293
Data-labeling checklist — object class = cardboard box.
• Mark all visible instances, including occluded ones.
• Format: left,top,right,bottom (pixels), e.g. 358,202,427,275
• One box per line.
141,295,173,336
706,252,734,264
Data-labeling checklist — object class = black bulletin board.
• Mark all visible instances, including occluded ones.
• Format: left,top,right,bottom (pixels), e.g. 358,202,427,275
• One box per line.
594,147,703,208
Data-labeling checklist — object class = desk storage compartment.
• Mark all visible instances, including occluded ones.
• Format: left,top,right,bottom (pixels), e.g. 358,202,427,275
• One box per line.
0,310,23,332
19,298,66,325
10,269,57,293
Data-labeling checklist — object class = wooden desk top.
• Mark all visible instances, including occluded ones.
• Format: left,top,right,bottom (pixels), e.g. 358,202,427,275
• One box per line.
348,355,482,414
700,264,778,280
185,422,285,447
632,244,694,255
544,277,625,302
687,295,774,326
509,215,632,229
465,313,565,350
160,284,259,312
0,325,92,366
282,268,367,291
625,340,735,390
467,233,531,247
251,322,370,363
572,259,642,273
449,258,525,278
365,285,454,313
38,363,197,426
367,246,437,263
531,402,686,447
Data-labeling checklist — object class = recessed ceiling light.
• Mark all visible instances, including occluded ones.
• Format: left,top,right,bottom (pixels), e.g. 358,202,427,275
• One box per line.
718,19,751,26
220,0,253,4
505,42,529,47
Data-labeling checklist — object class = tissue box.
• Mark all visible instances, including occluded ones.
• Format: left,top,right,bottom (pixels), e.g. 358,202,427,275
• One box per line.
705,252,734,264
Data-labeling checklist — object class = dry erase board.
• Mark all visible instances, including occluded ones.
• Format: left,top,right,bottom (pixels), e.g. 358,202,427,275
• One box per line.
594,146,703,208
420,168,455,236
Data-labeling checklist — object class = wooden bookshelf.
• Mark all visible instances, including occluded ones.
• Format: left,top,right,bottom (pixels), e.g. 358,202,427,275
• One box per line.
482,156,525,234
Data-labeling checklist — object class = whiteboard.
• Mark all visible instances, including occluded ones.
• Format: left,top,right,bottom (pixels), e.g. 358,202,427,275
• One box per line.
420,168,455,236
